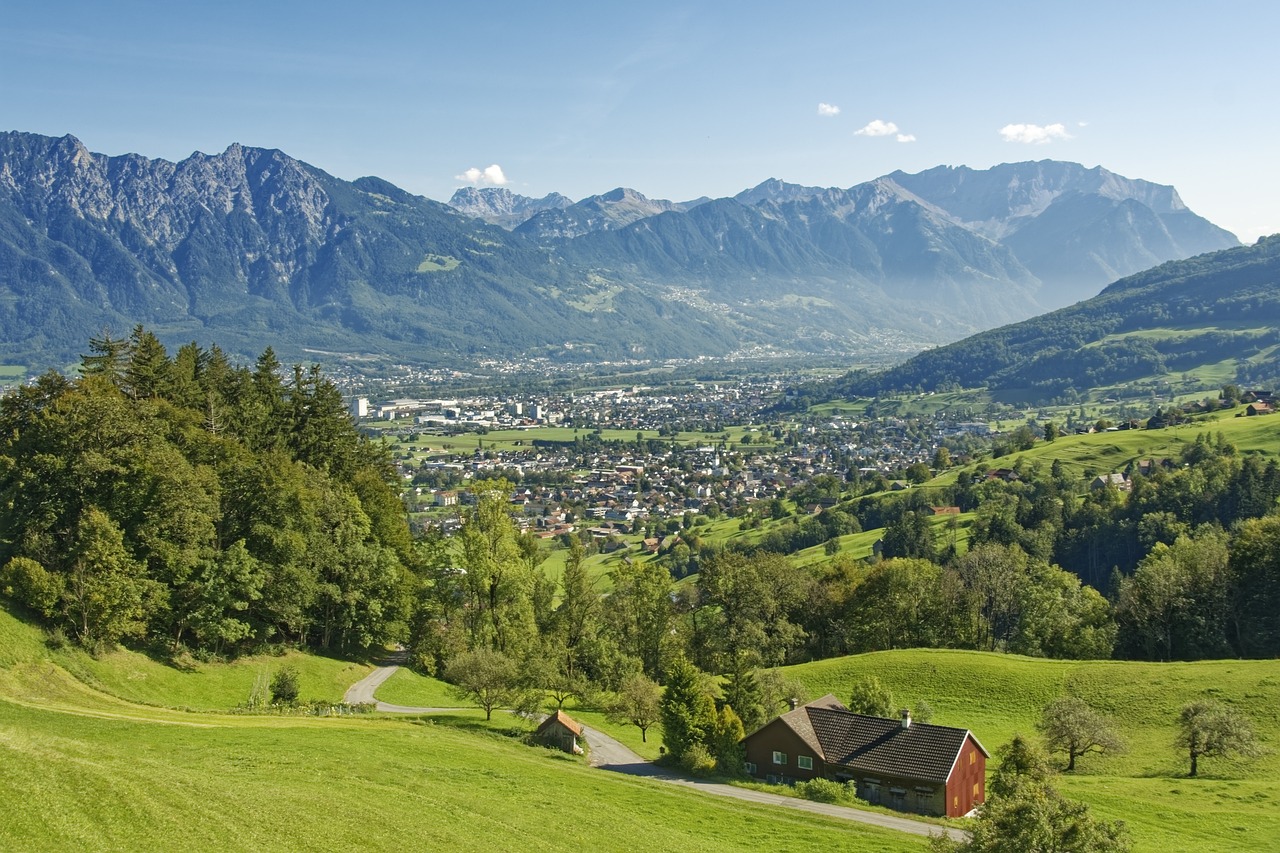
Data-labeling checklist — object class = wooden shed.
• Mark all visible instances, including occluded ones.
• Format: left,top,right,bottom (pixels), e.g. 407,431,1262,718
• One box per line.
535,710,584,755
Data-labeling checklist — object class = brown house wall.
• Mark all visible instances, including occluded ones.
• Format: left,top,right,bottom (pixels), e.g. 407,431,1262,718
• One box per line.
944,734,986,817
742,719,822,783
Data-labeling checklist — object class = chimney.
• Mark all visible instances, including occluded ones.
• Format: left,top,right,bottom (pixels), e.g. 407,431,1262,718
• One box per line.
900,709,911,729
788,697,799,711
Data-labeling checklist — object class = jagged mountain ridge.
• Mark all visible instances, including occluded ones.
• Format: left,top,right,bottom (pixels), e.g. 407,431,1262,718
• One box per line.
0,131,740,364
446,187,572,228
0,131,1243,368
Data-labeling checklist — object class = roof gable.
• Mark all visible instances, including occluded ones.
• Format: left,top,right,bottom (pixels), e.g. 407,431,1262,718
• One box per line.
536,709,582,737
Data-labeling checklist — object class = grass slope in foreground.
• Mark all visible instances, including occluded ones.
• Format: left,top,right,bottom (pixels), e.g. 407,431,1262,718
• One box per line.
0,606,921,853
789,649,1280,853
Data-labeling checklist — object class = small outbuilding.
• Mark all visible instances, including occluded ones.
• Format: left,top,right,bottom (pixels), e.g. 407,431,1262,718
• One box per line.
535,710,584,755
741,695,988,818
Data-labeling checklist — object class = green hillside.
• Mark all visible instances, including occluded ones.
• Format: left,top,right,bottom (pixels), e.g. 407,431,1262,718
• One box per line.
838,236,1280,402
787,649,1280,853
0,604,921,852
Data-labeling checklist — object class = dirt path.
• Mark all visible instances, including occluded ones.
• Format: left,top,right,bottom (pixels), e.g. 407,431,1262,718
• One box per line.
348,664,964,842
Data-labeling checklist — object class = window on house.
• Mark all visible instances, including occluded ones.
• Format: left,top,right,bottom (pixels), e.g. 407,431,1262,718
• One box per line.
797,755,813,770
744,762,757,775
973,782,980,798
772,751,787,765
969,750,975,765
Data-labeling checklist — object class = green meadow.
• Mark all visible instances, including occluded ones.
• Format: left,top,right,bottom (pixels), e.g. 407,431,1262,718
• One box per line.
4,598,1279,851
0,604,921,852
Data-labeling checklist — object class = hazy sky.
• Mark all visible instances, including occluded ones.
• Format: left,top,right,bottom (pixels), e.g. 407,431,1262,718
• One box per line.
3,1,1276,240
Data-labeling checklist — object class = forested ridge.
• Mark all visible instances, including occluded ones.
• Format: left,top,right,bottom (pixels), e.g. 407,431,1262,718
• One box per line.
0,327,418,654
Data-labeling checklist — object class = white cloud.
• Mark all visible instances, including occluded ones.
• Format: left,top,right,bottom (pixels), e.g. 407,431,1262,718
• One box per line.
454,164,509,186
817,102,841,117
896,133,916,143
855,119,899,137
998,123,1070,144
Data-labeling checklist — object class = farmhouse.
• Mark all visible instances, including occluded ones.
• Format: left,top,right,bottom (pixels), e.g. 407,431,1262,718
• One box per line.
741,696,987,818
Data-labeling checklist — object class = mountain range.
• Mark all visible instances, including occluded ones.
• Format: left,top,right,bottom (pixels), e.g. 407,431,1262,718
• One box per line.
0,130,1239,368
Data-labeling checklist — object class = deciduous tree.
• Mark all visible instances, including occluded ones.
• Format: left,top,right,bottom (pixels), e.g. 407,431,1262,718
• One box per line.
1037,696,1125,771
1178,700,1261,777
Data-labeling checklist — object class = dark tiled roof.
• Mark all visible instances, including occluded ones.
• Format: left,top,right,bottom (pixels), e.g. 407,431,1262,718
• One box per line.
805,707,978,784
770,694,847,759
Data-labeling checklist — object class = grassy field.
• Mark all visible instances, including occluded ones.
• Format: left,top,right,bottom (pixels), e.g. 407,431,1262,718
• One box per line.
788,649,1280,853
0,605,923,852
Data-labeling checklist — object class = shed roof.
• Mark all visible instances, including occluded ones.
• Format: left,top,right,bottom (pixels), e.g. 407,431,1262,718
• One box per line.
536,709,583,737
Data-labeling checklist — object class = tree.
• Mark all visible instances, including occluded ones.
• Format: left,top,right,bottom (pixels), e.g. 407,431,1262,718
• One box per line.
881,511,935,561
660,655,717,761
457,482,536,655
1178,700,1262,777
555,538,598,675
1116,531,1232,661
847,675,895,717
603,558,672,679
710,704,746,774
446,648,521,720
63,507,160,649
1037,696,1125,771
607,674,662,743
988,735,1052,799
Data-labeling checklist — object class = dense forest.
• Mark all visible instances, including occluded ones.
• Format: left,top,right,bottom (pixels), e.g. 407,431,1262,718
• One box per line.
0,327,418,654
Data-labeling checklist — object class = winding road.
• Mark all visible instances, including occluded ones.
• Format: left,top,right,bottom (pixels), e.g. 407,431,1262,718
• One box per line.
344,663,965,842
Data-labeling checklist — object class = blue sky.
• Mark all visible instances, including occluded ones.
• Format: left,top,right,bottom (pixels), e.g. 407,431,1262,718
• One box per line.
3,1,1276,240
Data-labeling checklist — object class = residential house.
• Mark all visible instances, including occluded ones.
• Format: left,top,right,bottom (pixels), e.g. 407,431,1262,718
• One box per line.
741,696,988,818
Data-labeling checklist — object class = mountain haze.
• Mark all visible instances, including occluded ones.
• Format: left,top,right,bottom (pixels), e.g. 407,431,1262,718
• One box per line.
0,130,1241,368
836,236,1280,401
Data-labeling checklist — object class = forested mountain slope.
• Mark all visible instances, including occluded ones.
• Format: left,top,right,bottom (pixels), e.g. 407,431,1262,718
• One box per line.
836,236,1280,401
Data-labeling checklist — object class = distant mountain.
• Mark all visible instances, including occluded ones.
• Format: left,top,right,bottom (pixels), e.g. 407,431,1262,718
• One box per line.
888,162,1237,307
446,187,572,229
514,187,710,239
0,131,1245,369
835,237,1280,401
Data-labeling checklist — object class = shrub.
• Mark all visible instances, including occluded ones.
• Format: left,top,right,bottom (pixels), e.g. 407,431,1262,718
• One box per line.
679,742,717,777
270,665,300,705
794,777,852,805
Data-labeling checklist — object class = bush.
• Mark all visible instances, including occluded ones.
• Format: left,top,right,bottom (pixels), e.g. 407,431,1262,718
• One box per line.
794,777,852,805
679,742,717,777
270,665,300,705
